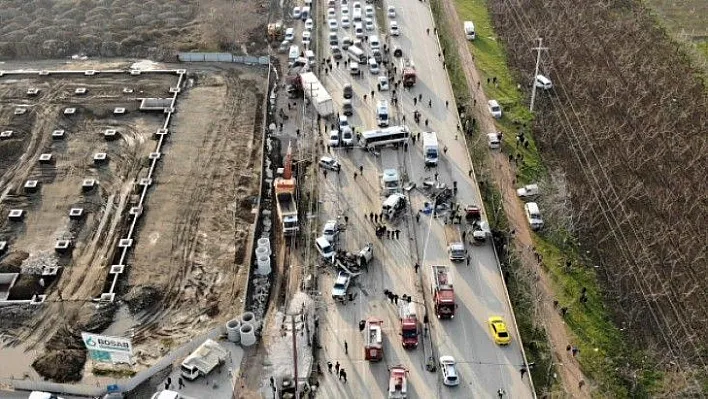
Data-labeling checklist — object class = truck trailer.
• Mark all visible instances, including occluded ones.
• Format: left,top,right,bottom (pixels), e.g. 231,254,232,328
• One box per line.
300,72,334,117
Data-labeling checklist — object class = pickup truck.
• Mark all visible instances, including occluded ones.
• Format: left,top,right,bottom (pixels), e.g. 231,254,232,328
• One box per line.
332,271,352,301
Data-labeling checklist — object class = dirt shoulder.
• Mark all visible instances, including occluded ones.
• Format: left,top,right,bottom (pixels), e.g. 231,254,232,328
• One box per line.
437,0,590,396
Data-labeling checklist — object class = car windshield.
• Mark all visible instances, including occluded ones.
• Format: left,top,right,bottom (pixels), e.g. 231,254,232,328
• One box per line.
492,106,500,112
402,330,417,338
334,282,345,289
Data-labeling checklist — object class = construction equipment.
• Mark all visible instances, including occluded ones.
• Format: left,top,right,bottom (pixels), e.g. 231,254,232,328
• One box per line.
398,301,419,349
400,58,416,87
388,365,409,398
275,143,299,236
364,318,384,361
431,265,456,319
180,339,228,381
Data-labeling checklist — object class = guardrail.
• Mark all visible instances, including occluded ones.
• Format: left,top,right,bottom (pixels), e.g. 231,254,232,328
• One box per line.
177,53,270,65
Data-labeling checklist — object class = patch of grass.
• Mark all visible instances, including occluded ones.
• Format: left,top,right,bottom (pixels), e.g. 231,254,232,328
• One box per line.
696,40,708,58
431,0,665,396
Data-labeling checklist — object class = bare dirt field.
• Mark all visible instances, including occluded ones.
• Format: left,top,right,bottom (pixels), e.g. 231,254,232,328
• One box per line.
0,0,270,60
0,62,267,383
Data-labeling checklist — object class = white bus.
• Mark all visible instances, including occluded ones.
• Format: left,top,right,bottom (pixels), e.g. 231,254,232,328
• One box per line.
360,125,410,148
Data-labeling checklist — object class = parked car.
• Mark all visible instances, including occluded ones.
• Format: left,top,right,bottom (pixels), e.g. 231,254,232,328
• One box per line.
341,15,351,28
368,57,379,74
316,236,335,259
305,18,314,30
329,130,340,147
365,17,374,31
516,184,540,198
364,4,374,17
302,30,312,46
292,6,301,19
341,126,354,144
393,46,403,57
331,271,351,300
328,18,338,30
319,156,341,171
387,6,396,18
488,99,502,118
524,202,544,230
349,62,361,75
439,356,460,386
353,1,361,10
284,27,295,42
342,99,353,116
488,316,511,345
331,46,343,59
327,7,336,18
343,83,353,99
535,74,552,89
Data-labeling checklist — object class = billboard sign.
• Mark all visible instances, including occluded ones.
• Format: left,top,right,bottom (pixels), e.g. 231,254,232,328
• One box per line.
82,332,133,354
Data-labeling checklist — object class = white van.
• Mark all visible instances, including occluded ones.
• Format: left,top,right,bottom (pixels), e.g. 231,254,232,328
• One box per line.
382,193,406,219
348,46,366,63
315,236,335,259
422,131,439,166
524,202,544,230
353,8,362,22
376,100,389,127
381,168,400,195
305,49,316,65
369,35,380,49
487,132,500,149
288,45,300,63
464,21,475,40
535,74,553,90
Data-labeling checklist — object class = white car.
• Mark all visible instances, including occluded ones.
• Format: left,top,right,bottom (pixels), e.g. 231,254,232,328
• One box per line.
316,236,335,259
439,356,460,386
516,183,540,198
390,21,400,36
341,0,348,5
302,30,312,46
328,18,338,30
319,156,341,171
338,114,349,130
368,57,379,74
323,220,339,242
327,7,336,18
353,1,361,10
378,76,389,91
341,15,351,28
387,6,396,18
150,391,179,399
524,202,544,230
292,6,301,19
328,129,340,146
305,18,314,30
488,99,502,118
364,4,374,17
365,17,374,31
331,271,351,300
284,27,295,42
535,74,553,89
341,7,350,17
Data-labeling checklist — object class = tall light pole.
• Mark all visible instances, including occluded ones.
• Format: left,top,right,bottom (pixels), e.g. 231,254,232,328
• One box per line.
529,37,548,113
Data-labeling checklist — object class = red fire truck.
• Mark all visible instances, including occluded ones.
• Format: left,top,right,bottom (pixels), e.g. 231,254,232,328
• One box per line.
431,265,456,319
364,318,384,361
398,302,419,348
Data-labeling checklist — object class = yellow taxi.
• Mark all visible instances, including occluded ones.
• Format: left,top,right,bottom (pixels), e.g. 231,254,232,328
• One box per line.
488,316,511,345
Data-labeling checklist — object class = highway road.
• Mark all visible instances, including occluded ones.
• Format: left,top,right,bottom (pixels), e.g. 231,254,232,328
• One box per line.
307,0,535,397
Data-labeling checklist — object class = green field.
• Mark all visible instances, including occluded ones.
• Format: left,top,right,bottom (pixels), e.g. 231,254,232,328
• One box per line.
644,0,708,59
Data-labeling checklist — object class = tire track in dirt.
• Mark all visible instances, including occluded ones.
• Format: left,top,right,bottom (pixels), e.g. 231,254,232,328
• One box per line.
436,0,591,395
131,73,257,343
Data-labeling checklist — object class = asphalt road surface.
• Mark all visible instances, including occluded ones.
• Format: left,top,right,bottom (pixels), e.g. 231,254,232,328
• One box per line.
310,0,535,397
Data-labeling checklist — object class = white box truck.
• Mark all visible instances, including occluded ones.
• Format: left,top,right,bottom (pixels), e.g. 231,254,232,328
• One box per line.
422,131,439,166
180,339,228,381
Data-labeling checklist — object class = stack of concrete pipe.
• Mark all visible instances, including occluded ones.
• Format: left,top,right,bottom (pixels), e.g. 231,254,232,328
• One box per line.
239,311,258,346
225,319,241,344
255,238,271,276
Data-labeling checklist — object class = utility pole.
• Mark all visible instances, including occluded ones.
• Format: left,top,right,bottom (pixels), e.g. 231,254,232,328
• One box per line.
530,37,549,113
291,313,299,399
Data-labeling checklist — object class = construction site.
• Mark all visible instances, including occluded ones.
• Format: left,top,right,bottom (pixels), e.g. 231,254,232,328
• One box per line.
0,60,267,386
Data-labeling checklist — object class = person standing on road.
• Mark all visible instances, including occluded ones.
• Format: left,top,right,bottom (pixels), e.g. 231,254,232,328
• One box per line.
327,361,333,373
335,361,340,374
426,28,430,35
414,263,420,273
344,340,348,354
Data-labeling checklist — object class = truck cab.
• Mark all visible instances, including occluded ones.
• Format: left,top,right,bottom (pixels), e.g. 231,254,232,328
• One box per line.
381,168,400,195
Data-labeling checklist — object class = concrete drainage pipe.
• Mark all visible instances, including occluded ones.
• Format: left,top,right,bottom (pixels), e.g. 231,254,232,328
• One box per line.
240,323,256,346
226,319,241,344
